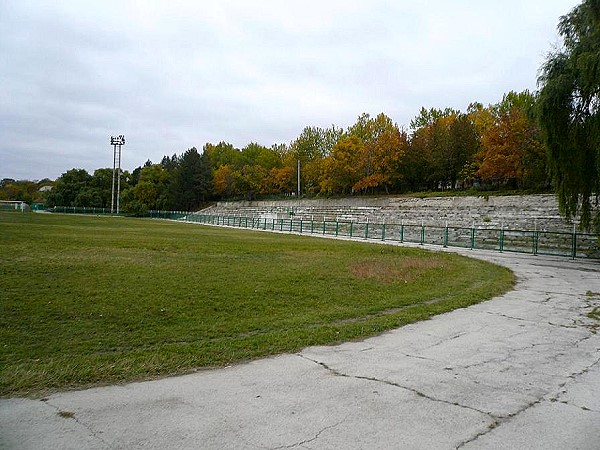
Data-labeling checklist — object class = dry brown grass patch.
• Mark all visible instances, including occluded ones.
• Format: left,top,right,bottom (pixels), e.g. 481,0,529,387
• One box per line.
348,257,444,284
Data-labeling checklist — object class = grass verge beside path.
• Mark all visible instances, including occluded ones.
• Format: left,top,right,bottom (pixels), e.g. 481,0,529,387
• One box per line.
0,212,514,397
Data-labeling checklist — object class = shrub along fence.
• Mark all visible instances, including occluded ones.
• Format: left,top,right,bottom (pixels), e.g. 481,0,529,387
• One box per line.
43,207,599,259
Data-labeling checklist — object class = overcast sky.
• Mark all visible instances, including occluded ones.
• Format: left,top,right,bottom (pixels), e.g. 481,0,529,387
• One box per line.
0,0,579,181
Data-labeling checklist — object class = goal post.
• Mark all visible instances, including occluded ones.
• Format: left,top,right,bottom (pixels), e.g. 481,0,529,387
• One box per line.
0,200,30,212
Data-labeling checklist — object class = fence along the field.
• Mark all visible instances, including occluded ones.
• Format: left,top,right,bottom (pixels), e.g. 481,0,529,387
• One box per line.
181,213,599,260
41,207,599,259
0,200,30,211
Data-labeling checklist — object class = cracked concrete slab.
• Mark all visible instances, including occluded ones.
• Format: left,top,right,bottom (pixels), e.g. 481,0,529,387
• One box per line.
1,248,599,449
459,401,600,450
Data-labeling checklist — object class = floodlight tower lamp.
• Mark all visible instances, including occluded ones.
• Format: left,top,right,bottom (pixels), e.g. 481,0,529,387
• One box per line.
110,136,117,213
109,135,125,214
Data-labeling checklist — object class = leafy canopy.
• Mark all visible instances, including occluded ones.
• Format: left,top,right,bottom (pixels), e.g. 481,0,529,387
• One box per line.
538,0,600,229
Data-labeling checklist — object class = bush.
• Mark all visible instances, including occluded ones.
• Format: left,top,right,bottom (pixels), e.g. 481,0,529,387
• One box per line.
123,200,148,217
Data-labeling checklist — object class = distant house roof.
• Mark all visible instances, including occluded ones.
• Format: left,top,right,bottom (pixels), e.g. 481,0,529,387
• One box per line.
39,185,53,192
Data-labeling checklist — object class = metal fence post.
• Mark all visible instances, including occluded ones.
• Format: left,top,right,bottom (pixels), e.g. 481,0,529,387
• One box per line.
365,222,369,239
350,222,353,237
533,220,539,255
443,223,448,247
571,225,577,259
382,223,386,241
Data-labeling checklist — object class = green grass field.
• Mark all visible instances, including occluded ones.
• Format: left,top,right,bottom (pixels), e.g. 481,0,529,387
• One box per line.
0,211,514,397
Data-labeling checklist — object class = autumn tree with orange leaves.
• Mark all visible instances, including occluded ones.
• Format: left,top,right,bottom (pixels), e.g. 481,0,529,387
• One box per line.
348,113,407,194
475,91,547,189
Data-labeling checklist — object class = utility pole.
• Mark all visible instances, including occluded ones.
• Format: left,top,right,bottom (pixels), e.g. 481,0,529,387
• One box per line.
297,159,301,198
110,135,125,214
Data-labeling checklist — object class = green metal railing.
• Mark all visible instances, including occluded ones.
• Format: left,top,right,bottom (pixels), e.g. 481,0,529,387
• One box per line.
182,213,600,260
47,206,114,215
44,206,600,259
46,207,188,219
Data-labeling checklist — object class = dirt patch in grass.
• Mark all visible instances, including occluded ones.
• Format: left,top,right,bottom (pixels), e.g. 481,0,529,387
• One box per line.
348,257,444,283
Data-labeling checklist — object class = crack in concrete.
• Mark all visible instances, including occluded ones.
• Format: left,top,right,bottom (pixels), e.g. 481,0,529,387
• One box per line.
451,339,557,371
551,354,600,413
41,398,113,449
301,348,600,450
547,321,580,329
483,311,590,334
298,354,493,418
456,353,600,448
454,421,500,449
298,354,524,450
269,418,346,450
572,332,597,348
400,352,438,362
414,330,481,352
527,289,594,301
484,311,534,323
451,353,514,371
454,398,544,449
553,399,600,414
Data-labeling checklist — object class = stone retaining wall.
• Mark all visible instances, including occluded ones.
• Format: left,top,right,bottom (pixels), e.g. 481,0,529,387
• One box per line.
204,194,590,232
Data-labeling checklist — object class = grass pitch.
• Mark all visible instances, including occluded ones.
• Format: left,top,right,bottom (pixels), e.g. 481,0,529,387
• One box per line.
0,211,514,397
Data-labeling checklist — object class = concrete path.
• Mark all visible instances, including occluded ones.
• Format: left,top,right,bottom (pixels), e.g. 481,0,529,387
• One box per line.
1,248,600,449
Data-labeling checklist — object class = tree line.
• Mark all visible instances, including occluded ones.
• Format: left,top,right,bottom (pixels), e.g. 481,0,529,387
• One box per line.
20,89,548,212
207,90,549,198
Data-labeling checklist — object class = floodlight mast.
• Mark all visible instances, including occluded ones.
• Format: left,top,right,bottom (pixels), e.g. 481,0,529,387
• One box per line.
110,135,125,214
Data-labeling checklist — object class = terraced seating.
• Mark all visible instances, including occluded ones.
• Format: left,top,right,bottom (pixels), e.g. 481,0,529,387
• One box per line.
199,194,581,233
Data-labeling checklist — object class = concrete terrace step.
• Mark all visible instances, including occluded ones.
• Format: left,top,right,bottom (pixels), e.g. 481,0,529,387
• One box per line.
199,194,584,233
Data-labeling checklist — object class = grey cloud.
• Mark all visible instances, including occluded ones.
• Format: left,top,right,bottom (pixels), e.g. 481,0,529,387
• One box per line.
0,0,579,180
